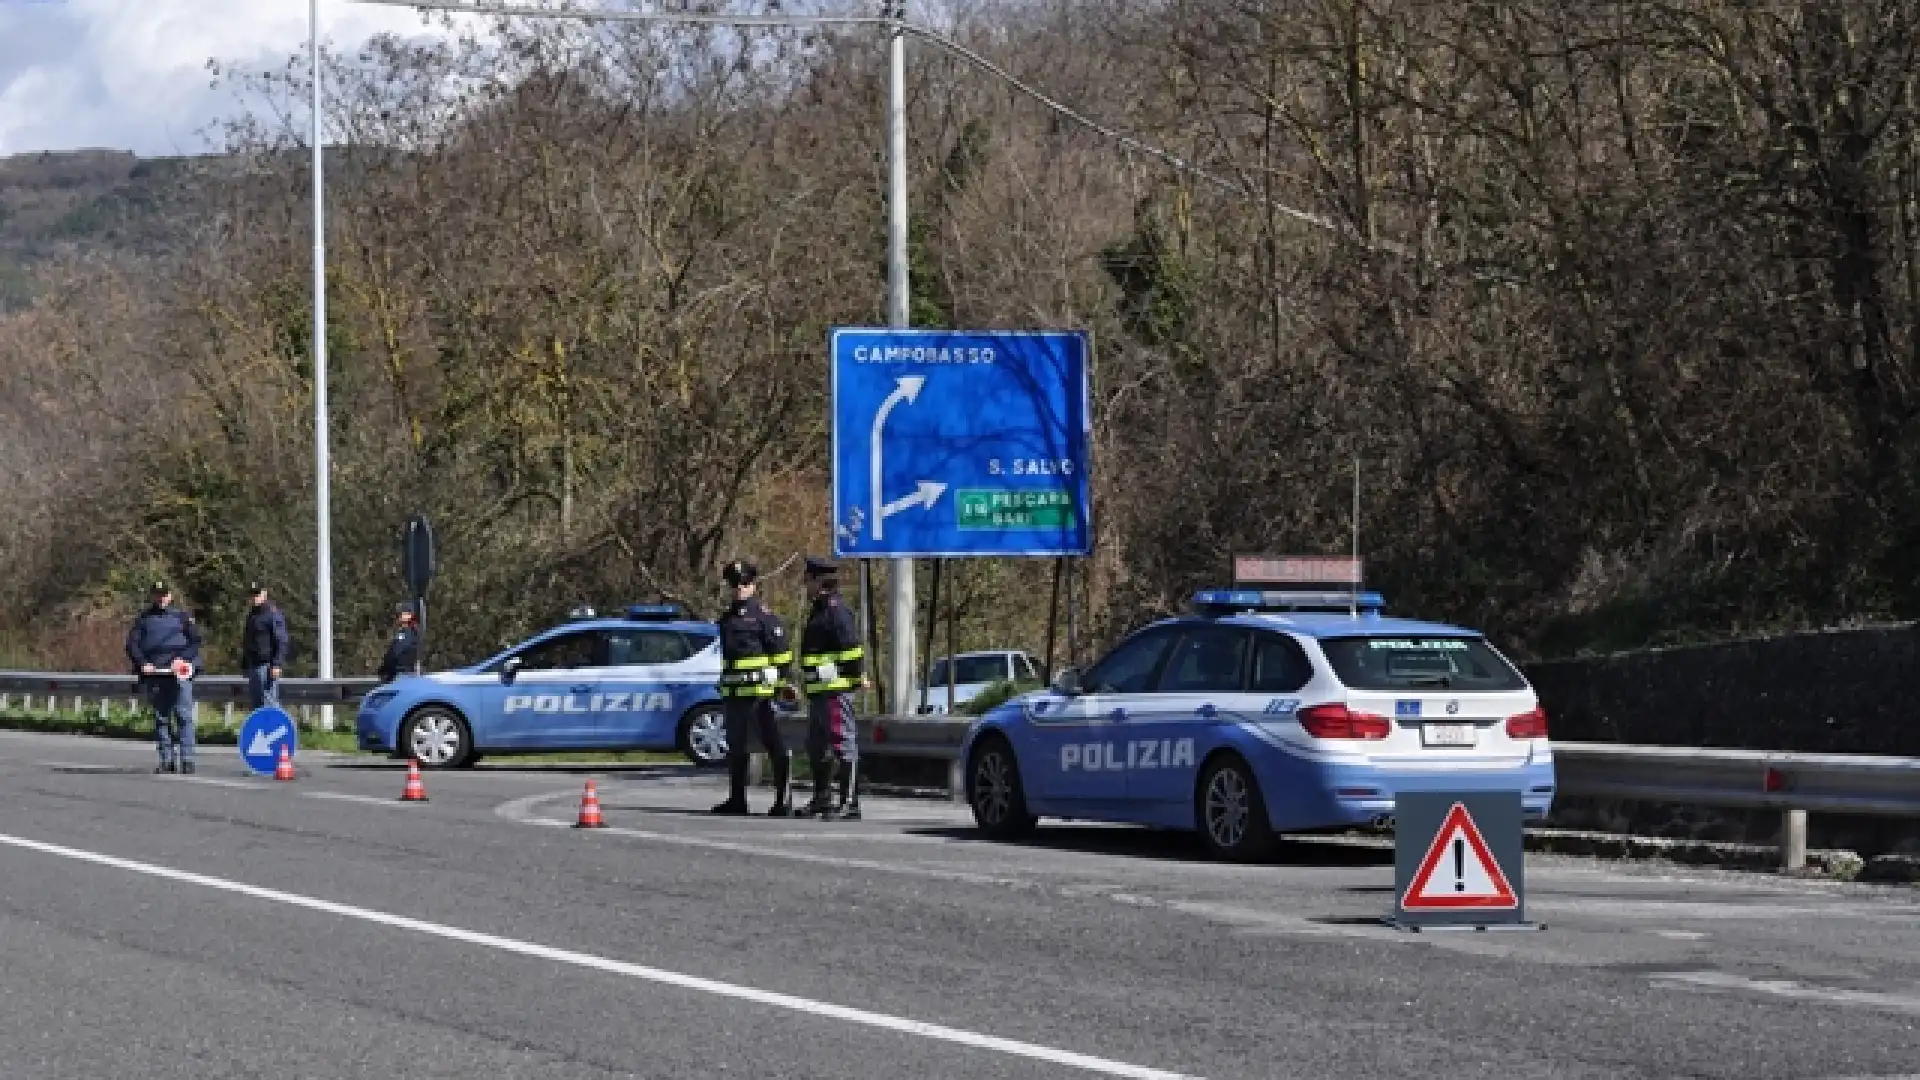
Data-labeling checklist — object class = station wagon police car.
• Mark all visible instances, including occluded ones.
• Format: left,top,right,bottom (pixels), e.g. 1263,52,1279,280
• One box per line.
355,605,743,769
958,587,1555,861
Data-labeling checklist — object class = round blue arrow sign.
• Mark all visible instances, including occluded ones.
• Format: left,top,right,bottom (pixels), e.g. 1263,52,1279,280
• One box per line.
238,706,298,776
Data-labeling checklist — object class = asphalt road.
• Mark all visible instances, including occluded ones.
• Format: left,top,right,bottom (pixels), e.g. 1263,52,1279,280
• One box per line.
0,728,1915,1079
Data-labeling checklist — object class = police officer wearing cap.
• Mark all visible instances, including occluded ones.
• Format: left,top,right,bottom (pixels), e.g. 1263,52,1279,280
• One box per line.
125,580,203,774
712,559,796,816
240,581,289,710
377,605,420,684
798,556,866,820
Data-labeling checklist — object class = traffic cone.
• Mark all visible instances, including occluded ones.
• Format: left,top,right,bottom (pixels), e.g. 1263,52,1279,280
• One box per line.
573,779,606,829
274,743,295,782
399,758,429,802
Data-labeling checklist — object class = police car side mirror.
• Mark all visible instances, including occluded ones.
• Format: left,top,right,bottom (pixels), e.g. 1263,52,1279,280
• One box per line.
500,656,522,685
1051,667,1084,696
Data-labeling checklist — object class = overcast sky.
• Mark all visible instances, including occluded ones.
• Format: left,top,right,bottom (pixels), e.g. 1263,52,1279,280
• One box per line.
0,0,450,157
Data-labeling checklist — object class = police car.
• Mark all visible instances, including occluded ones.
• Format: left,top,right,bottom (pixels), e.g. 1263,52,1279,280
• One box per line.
355,604,746,769
957,587,1555,861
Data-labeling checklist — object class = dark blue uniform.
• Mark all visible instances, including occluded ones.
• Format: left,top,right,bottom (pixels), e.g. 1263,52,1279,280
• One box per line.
378,626,419,683
241,597,289,709
126,593,202,773
799,562,864,819
712,560,793,816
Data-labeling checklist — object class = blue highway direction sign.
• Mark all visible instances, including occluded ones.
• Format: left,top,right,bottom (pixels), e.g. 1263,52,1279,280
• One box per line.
830,328,1092,558
238,706,298,776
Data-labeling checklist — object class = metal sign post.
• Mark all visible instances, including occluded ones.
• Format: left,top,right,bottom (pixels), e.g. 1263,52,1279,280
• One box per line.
402,514,435,675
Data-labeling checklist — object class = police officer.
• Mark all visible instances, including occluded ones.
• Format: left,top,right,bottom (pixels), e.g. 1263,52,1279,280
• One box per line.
240,581,289,710
797,556,866,820
377,605,420,684
124,580,202,775
711,559,795,817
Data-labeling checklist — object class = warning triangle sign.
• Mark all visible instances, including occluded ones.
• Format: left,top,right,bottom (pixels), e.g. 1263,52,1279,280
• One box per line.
1401,801,1517,910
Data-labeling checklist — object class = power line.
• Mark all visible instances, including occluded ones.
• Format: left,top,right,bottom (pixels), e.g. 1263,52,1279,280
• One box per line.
348,0,1406,257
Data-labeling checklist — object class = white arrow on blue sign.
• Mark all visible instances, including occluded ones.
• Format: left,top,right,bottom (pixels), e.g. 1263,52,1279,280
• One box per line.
238,706,299,776
829,327,1093,559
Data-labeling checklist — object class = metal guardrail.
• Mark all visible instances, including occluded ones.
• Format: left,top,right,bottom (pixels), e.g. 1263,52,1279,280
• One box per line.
0,670,381,730
1551,743,1920,818
763,713,973,797
0,671,379,704
3,671,1914,867
1550,742,1920,869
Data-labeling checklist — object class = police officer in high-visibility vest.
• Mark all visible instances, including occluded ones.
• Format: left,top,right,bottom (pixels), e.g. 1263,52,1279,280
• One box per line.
798,556,866,820
712,559,795,816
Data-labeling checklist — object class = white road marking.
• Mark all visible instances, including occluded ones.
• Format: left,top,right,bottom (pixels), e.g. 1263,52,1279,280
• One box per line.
1649,970,1920,1018
303,791,407,808
701,831,957,845
496,793,1041,892
502,792,1920,991
498,794,1435,949
1533,897,1917,923
182,776,262,790
0,829,1202,1080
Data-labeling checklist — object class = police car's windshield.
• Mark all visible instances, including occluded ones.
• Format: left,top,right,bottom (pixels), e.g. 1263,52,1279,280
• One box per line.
1318,636,1526,692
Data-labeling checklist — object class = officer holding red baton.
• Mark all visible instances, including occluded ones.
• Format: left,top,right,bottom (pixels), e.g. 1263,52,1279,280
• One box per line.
124,580,203,775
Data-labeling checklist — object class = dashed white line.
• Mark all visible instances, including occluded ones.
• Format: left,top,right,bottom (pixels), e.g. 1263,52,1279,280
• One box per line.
495,792,1040,892
180,776,262,790
494,792,1414,947
1648,970,1920,1018
303,791,407,808
0,829,1202,1080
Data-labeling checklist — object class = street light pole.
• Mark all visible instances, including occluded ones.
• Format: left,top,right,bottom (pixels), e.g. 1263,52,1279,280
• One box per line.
883,0,916,718
312,0,335,728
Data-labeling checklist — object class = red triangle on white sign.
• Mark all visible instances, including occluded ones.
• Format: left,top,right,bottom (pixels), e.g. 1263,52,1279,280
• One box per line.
1401,802,1518,910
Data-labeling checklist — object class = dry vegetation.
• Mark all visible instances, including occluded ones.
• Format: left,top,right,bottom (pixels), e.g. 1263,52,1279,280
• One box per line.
1,0,1916,679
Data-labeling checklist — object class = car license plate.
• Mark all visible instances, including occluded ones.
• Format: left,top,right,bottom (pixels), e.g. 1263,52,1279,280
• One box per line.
1421,724,1476,748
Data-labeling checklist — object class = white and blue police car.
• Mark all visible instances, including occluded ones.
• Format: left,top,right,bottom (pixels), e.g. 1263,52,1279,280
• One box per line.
356,604,745,769
958,589,1555,861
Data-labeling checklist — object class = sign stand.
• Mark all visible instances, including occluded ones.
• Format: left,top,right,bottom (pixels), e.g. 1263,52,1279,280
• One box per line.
1381,789,1544,933
1042,559,1063,683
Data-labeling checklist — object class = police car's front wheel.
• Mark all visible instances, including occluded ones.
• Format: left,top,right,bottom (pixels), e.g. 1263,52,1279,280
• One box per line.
1197,755,1277,862
968,736,1037,841
678,704,727,768
403,707,473,769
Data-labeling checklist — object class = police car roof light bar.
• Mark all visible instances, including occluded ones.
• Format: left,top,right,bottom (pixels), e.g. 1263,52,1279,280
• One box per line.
1192,589,1385,616
626,603,685,622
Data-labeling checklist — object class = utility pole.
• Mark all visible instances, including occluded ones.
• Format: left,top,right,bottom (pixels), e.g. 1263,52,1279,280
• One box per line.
883,0,916,718
312,0,335,729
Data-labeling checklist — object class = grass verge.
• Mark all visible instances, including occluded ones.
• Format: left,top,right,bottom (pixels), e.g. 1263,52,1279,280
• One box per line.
0,707,693,767
0,707,365,754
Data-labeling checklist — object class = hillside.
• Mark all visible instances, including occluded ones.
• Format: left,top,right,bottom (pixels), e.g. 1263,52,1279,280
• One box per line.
0,148,201,309
0,3,1916,679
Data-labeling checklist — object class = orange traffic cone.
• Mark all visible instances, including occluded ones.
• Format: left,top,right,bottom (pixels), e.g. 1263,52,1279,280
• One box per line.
399,758,429,802
274,743,295,782
573,779,606,829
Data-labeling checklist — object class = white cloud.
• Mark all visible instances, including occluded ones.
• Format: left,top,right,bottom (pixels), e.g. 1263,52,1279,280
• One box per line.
0,0,452,156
